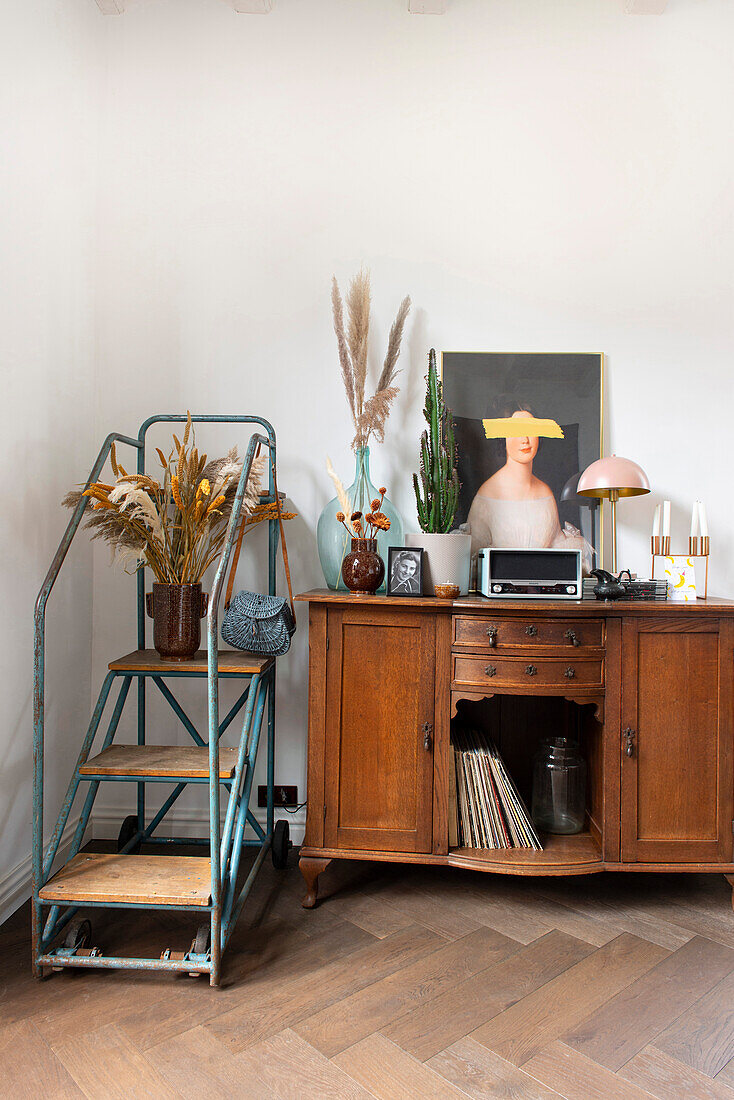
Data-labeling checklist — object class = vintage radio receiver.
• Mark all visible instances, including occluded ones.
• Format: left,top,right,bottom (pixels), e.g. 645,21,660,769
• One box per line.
478,547,583,600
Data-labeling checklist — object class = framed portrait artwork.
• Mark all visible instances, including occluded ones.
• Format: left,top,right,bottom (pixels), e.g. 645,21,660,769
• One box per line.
442,353,603,573
387,546,424,596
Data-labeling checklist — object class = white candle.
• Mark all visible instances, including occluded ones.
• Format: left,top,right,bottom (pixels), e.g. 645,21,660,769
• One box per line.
699,501,708,538
690,501,700,538
662,500,671,538
652,504,661,538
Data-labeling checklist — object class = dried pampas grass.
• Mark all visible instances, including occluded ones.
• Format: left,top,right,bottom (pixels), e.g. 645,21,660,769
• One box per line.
346,269,371,416
331,269,411,450
352,385,399,449
332,277,355,421
378,295,411,392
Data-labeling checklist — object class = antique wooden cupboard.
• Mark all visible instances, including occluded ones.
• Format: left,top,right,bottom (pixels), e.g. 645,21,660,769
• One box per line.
296,591,734,910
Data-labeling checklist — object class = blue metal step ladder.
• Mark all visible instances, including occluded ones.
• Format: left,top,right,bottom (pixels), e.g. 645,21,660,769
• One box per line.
32,415,290,987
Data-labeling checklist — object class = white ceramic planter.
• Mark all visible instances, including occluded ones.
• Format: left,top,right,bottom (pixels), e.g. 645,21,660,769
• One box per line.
404,531,472,595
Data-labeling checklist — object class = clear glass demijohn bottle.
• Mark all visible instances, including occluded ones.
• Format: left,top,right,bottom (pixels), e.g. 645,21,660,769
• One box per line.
531,737,587,835
316,445,403,593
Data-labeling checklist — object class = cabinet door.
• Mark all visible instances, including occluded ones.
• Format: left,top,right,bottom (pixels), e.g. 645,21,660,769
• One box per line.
621,617,733,863
324,607,435,853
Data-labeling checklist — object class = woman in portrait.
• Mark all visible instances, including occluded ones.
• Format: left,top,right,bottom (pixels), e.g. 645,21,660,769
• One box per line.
390,550,420,595
467,402,591,568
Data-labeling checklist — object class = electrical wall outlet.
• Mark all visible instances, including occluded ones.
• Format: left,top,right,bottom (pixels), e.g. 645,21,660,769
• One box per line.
258,784,298,808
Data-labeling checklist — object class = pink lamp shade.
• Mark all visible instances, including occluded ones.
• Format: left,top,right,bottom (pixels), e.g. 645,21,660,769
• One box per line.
577,455,650,499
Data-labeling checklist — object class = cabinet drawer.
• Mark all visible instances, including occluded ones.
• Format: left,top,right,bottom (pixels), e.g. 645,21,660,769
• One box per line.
453,615,604,652
453,654,604,690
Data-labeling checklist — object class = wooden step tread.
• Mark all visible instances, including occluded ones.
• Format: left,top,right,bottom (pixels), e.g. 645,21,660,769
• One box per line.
39,854,211,907
79,745,239,779
109,648,273,675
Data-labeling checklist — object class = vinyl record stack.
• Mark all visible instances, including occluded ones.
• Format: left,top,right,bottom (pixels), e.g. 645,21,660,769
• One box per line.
451,727,542,850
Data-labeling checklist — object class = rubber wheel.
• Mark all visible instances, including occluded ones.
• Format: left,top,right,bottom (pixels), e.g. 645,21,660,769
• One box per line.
117,814,141,854
63,917,91,950
193,923,211,956
272,819,290,870
188,923,211,978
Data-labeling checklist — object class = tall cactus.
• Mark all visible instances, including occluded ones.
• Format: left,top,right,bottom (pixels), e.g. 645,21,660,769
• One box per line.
413,348,460,533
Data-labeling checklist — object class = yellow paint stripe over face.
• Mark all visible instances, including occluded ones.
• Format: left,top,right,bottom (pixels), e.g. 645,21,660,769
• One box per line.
482,417,565,440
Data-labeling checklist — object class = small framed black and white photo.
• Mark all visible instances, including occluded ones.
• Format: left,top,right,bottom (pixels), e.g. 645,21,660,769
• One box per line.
387,546,423,596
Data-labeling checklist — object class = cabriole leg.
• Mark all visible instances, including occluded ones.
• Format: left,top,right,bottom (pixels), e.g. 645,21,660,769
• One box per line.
299,857,331,909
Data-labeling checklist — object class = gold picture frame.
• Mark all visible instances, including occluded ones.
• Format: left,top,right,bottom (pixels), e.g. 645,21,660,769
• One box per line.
441,352,605,574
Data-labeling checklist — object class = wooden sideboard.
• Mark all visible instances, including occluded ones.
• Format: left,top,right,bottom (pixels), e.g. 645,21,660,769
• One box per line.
296,590,734,911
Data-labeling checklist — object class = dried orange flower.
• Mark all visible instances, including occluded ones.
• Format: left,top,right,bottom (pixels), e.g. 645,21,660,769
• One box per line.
351,511,362,521
336,511,345,522
378,486,387,495
371,498,380,511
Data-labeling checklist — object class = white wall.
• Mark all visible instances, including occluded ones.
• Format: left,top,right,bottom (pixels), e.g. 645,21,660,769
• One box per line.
90,0,734,837
4,0,733,902
0,0,101,920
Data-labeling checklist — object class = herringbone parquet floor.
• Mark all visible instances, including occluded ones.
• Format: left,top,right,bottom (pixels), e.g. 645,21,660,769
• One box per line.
2,848,734,1098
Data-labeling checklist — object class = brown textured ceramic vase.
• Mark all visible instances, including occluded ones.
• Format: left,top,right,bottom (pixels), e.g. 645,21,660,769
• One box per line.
146,583,209,661
341,538,385,595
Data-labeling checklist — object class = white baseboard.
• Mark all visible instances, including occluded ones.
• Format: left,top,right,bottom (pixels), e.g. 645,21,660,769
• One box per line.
0,816,90,928
91,806,306,846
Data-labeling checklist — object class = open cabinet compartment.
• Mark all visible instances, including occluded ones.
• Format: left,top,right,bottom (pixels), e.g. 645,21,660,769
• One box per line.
447,695,605,874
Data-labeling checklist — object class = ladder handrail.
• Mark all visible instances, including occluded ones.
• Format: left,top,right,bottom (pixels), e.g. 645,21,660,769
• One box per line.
33,431,142,908
34,431,143,626
205,429,274,962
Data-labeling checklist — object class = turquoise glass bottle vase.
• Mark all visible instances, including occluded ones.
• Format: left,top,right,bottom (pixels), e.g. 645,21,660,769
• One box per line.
317,446,403,592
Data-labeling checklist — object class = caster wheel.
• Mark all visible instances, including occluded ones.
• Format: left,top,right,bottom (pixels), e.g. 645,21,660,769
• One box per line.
117,814,141,854
63,916,91,950
272,819,290,870
188,923,211,978
192,923,211,956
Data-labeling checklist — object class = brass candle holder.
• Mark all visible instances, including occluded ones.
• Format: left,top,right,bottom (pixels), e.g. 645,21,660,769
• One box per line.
651,536,709,600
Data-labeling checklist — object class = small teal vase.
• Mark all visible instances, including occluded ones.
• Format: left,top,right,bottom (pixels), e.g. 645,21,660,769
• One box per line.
317,446,403,592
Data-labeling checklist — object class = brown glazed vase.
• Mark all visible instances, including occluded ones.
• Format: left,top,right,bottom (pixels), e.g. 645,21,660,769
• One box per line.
341,538,385,595
145,583,209,661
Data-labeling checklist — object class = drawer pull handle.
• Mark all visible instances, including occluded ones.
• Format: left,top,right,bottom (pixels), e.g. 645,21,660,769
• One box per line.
422,722,433,751
525,625,538,636
623,727,635,757
485,665,497,678
565,629,580,647
565,666,575,679
486,627,498,647
525,665,537,676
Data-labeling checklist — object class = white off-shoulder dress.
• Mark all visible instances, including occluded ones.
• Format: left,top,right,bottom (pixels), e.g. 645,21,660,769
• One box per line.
467,496,592,571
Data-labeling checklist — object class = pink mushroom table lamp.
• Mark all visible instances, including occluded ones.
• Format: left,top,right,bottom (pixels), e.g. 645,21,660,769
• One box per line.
577,455,650,573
